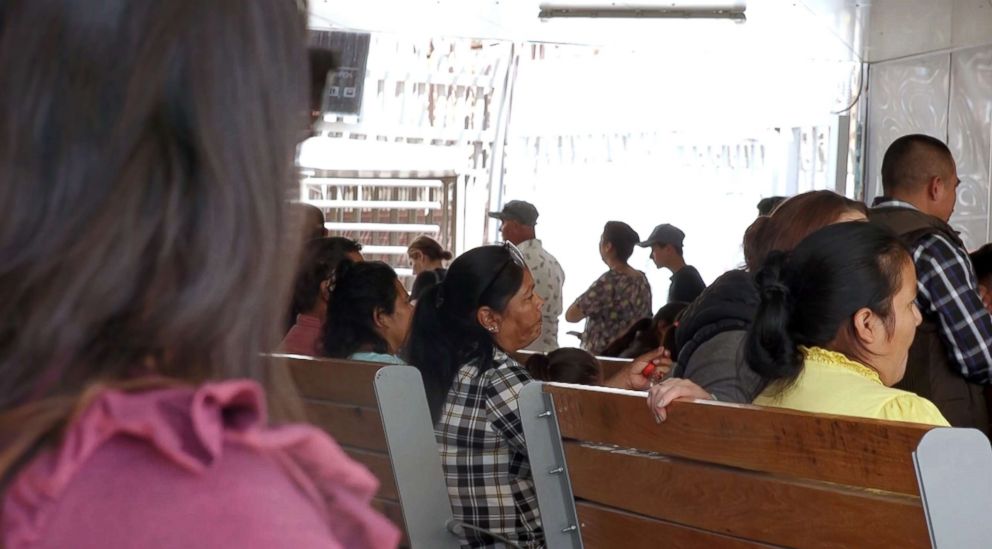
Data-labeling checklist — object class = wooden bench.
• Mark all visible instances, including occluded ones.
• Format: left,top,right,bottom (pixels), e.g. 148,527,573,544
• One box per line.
510,350,632,381
270,355,506,548
268,354,408,543
519,383,992,548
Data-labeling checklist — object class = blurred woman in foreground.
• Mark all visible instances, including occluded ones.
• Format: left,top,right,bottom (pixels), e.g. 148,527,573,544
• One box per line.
0,1,397,547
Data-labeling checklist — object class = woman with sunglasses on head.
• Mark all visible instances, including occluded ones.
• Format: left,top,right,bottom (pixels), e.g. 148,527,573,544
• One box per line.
407,243,667,548
0,1,397,547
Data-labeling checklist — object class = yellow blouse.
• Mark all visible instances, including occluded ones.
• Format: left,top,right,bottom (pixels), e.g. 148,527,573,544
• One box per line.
753,346,950,427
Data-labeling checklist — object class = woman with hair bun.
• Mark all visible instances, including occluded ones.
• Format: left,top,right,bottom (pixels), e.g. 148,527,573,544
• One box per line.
566,221,652,355
746,222,947,425
408,235,453,301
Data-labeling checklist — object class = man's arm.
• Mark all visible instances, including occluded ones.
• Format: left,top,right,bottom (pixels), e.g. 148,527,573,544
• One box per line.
914,233,992,383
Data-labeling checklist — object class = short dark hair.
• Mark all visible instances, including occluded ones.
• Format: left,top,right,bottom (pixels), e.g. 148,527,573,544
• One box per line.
756,196,787,216
0,0,307,405
323,261,401,358
405,245,526,422
881,134,954,195
602,221,640,262
746,222,910,391
295,203,328,242
288,237,362,325
526,348,601,385
970,244,992,286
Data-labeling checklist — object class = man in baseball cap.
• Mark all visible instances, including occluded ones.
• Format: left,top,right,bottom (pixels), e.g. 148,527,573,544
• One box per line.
639,223,706,303
488,200,565,352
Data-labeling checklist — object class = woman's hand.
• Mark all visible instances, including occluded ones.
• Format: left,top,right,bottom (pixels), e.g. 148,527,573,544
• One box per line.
646,378,714,422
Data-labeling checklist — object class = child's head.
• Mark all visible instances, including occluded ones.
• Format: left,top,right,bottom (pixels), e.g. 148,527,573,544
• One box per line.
526,348,602,385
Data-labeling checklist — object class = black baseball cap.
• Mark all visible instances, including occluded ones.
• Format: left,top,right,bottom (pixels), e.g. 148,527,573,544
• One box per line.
638,223,685,248
488,200,539,226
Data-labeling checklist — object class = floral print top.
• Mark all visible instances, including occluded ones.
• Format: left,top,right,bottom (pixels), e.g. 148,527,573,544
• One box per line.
576,269,652,355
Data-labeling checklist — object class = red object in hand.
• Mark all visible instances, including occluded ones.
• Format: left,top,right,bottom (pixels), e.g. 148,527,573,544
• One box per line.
642,363,656,377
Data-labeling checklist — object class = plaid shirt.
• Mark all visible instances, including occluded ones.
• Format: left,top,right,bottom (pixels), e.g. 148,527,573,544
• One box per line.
436,351,543,548
877,199,992,383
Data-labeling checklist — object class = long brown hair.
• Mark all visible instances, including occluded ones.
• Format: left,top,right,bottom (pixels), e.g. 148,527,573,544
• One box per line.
743,190,868,271
0,0,308,475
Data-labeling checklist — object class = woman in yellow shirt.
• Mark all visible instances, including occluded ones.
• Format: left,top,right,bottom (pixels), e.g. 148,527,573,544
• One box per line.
746,222,949,426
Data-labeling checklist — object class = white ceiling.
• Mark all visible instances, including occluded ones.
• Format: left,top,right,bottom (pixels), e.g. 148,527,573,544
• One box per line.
310,0,992,64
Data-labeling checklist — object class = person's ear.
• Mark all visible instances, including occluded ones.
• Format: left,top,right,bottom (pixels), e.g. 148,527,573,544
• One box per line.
319,279,331,303
851,307,881,345
476,306,503,334
373,307,388,329
927,176,943,202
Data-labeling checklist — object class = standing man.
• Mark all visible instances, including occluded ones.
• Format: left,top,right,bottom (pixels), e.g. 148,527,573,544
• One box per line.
639,223,706,303
489,200,565,352
870,133,991,433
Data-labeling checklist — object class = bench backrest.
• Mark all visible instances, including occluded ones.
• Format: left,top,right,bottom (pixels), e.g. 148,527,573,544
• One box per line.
268,354,406,542
521,383,992,548
510,350,632,381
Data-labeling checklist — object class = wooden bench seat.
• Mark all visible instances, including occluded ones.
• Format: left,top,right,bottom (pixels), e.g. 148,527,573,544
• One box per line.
520,383,992,548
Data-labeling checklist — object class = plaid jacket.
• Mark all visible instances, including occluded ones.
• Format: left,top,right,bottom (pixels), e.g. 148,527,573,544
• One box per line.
436,351,543,548
877,199,992,383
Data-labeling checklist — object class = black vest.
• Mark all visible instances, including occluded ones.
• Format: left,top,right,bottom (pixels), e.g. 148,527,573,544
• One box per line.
870,205,990,433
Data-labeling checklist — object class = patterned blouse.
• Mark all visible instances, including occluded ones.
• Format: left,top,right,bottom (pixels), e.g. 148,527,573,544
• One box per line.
576,269,653,355
436,351,543,548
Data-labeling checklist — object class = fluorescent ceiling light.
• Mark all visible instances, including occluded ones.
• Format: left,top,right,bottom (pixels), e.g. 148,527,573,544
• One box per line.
539,1,746,21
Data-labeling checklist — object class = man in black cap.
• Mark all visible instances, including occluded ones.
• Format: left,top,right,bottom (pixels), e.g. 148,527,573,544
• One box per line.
489,200,565,352
639,223,705,304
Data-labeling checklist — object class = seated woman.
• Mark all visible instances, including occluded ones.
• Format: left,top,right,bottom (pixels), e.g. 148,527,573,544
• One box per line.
407,244,667,548
0,1,397,547
322,261,413,365
648,191,868,420
600,301,689,359
745,222,947,425
526,347,602,385
281,236,364,355
408,235,453,302
566,221,652,355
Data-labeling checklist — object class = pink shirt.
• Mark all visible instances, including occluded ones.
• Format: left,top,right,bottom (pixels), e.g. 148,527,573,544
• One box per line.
280,314,323,356
2,380,400,549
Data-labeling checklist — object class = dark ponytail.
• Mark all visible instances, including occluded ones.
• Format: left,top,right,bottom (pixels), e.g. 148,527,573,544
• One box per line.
745,251,803,387
405,245,525,422
745,222,910,392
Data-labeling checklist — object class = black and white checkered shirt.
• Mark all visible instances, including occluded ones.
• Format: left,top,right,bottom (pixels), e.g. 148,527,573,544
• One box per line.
436,351,543,548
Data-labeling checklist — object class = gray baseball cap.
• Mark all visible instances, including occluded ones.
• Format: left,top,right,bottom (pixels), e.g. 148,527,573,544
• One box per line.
638,223,685,248
488,200,539,226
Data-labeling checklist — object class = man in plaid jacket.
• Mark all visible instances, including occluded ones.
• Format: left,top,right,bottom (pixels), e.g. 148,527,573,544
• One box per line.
870,134,990,433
